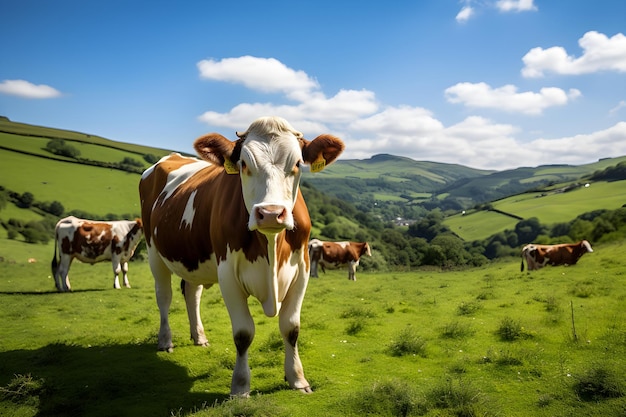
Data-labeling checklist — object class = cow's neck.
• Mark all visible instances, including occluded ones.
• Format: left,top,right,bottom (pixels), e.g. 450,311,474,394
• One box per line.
259,233,281,317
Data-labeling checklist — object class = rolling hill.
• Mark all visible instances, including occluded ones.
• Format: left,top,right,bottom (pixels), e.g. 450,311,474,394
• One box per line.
2,116,626,254
303,152,626,208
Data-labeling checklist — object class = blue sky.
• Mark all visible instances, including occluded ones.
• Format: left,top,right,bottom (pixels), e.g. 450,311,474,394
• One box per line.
1,0,625,170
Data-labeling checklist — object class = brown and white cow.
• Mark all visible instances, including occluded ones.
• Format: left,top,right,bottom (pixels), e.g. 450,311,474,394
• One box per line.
51,216,144,291
308,239,371,281
139,116,344,396
520,240,593,271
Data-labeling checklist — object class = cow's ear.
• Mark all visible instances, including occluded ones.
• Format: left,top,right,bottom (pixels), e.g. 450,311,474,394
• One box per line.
301,134,345,172
194,134,238,168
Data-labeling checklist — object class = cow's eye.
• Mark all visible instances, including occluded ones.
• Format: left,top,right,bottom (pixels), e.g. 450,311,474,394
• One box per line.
240,160,248,173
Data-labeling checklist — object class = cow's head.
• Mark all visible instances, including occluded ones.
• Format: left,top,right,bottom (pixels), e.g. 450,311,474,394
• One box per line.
194,116,344,235
362,242,372,257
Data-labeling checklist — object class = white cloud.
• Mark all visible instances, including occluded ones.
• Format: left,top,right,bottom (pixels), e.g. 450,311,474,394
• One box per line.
456,6,474,23
197,56,319,101
522,31,626,77
444,82,581,115
0,79,62,99
197,56,379,130
528,122,626,165
496,0,537,12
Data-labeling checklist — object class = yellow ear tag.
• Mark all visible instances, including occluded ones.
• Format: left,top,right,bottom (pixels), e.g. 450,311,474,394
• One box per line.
223,158,239,175
310,155,326,173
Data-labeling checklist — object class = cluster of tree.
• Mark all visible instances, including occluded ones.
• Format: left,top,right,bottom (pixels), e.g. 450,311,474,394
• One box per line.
44,139,154,174
588,161,626,182
4,218,56,244
45,138,81,158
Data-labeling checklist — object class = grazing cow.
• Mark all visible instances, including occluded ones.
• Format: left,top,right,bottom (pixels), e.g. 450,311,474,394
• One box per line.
308,239,371,281
51,216,144,291
139,116,344,396
521,240,593,271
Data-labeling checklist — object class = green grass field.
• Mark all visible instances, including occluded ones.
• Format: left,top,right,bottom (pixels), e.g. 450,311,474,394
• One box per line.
1,239,624,416
0,148,143,218
495,181,626,224
445,180,626,241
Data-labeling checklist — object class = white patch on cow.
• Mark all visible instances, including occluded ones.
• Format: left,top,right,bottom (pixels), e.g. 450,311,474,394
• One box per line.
180,190,197,230
153,159,210,211
141,153,179,180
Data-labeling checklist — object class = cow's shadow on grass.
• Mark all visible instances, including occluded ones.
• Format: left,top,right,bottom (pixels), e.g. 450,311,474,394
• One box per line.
0,288,106,295
0,342,228,417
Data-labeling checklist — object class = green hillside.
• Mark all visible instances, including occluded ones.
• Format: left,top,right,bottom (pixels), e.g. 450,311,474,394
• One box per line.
2,117,626,271
304,152,626,211
446,180,626,241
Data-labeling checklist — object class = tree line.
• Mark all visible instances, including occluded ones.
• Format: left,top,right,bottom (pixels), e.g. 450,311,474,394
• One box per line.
45,138,159,174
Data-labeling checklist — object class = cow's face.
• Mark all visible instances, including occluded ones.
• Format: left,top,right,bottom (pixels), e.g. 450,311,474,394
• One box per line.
194,116,344,236
238,128,303,234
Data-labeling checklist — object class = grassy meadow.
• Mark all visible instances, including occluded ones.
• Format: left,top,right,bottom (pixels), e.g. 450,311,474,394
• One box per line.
1,240,625,416
445,179,626,242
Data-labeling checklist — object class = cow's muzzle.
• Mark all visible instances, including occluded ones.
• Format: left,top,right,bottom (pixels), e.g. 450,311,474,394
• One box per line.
252,204,291,233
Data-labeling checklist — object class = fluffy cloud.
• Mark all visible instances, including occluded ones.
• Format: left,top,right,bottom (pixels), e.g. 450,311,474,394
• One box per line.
197,56,319,101
197,56,379,130
495,0,537,12
0,79,61,99
528,122,626,165
444,82,581,115
522,31,626,77
197,56,624,170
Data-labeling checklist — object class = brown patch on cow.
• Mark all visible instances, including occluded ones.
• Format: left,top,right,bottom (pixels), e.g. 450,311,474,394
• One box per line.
322,242,369,264
61,222,113,259
278,191,311,269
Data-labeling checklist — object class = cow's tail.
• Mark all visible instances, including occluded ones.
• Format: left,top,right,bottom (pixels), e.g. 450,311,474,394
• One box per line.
51,240,59,278
520,256,525,272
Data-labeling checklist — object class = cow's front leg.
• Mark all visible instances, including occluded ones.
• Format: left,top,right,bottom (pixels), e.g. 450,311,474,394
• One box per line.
220,276,255,397
279,277,311,393
112,260,122,289
182,280,209,346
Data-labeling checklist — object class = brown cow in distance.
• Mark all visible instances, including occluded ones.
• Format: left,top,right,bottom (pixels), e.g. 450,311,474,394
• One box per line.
521,240,593,271
308,239,371,280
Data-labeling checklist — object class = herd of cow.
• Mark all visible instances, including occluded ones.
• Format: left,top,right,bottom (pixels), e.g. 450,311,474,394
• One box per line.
47,116,595,396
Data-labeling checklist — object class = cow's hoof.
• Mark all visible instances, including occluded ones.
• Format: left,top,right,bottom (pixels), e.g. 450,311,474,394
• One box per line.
297,386,313,394
158,346,174,353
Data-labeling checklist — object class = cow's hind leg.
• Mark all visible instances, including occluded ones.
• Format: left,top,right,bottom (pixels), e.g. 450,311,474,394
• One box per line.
55,256,72,292
149,248,174,352
182,280,209,346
